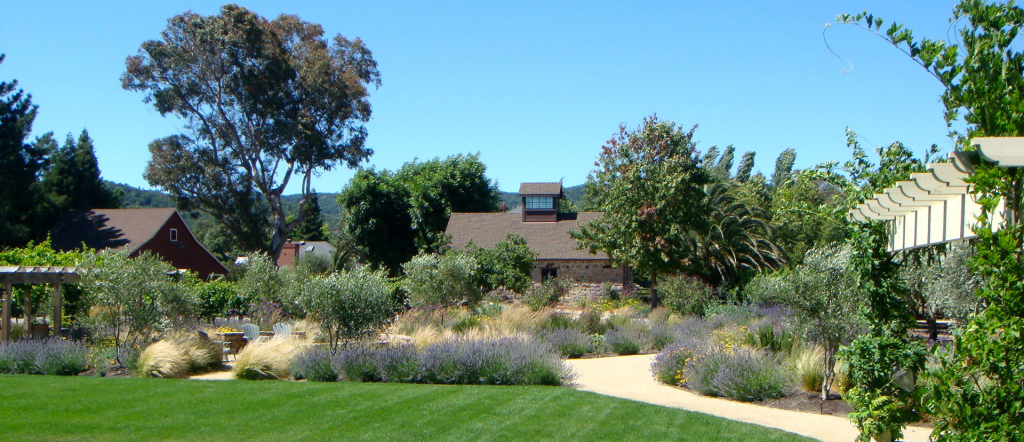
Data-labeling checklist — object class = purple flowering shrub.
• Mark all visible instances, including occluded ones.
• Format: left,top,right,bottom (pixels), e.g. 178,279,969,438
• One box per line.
539,328,591,358
604,323,650,355
0,339,90,375
325,337,574,386
651,337,790,401
292,346,338,382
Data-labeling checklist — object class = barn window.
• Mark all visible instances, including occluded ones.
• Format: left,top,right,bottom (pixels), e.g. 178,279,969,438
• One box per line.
170,229,178,242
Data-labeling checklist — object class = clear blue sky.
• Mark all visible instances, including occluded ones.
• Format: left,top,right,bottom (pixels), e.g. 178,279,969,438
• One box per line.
2,1,961,193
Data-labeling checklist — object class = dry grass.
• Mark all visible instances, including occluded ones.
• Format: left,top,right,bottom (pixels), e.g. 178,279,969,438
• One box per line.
648,307,683,326
233,337,303,380
136,340,189,379
483,305,551,334
790,345,825,394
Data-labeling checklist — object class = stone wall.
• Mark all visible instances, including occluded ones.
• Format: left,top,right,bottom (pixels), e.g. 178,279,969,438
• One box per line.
531,259,627,284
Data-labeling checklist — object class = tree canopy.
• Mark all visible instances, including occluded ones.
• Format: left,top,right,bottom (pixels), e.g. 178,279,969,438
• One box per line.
123,4,381,258
0,54,46,248
573,115,711,307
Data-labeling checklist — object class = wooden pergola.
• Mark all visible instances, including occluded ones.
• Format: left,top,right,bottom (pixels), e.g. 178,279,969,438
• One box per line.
0,266,81,342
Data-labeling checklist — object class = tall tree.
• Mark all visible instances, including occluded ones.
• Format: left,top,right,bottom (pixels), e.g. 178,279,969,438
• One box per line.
0,54,46,248
693,182,785,286
771,148,796,186
396,153,499,252
573,115,711,307
42,130,121,212
736,151,756,183
339,154,498,273
123,5,381,257
339,169,416,275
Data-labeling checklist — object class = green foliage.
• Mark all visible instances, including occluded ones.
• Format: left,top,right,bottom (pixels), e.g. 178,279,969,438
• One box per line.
768,171,849,265
0,54,47,248
42,130,121,212
523,277,570,311
466,233,537,294
80,251,186,364
124,5,381,257
191,280,242,320
0,239,91,322
693,182,785,286
296,268,395,352
659,275,715,318
403,252,481,307
340,154,499,274
234,253,285,310
838,224,926,442
574,115,711,307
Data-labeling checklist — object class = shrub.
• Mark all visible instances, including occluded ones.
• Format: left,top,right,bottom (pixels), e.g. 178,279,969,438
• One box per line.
649,324,677,351
467,233,537,294
651,342,690,385
296,268,395,352
709,346,790,402
648,307,681,326
0,340,90,375
523,278,570,311
334,344,421,383
136,340,189,379
192,280,241,320
34,340,90,376
541,312,578,331
604,324,649,355
539,328,591,358
420,337,570,385
659,275,715,317
577,307,605,335
403,252,481,307
233,338,301,380
292,346,337,382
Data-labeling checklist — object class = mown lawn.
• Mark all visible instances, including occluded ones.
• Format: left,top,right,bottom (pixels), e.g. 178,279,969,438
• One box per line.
0,375,813,442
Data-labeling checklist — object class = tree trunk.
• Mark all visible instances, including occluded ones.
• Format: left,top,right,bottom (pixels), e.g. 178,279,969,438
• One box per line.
821,347,836,402
927,312,939,342
650,269,659,308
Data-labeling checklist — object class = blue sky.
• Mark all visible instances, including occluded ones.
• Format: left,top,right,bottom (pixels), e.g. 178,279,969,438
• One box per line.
2,1,960,193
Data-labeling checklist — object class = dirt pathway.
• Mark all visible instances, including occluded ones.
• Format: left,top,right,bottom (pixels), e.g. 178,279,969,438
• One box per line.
566,354,932,442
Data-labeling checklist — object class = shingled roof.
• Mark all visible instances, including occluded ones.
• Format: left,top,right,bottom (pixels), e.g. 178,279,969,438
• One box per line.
51,208,179,253
446,212,608,260
518,182,562,196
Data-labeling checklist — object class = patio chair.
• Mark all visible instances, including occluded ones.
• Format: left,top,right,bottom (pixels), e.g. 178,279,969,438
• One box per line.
272,322,292,339
241,323,260,343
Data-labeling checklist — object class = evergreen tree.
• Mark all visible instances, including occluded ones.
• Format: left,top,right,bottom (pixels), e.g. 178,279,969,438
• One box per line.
0,54,47,248
290,193,328,241
43,129,121,212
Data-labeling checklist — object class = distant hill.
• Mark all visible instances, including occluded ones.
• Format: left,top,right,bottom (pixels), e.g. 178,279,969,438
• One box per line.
106,181,175,209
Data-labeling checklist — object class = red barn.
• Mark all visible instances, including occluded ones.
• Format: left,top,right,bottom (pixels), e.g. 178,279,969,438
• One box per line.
51,208,229,280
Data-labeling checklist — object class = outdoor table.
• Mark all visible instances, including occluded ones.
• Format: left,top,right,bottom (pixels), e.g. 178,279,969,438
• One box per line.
216,332,245,359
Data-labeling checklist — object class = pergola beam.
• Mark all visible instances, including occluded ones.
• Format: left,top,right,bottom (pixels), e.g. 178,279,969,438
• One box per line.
0,266,82,342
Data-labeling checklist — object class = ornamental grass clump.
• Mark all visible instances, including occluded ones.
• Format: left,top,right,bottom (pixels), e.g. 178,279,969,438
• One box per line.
539,327,591,358
136,340,188,379
0,340,90,376
233,337,301,380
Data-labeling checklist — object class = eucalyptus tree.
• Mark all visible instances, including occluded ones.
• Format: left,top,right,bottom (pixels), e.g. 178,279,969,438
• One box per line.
123,5,381,257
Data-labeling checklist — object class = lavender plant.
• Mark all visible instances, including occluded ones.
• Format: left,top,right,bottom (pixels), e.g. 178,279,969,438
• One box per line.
539,327,591,358
293,346,338,382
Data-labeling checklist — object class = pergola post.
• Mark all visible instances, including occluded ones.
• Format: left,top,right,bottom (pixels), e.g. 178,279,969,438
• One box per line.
52,278,63,337
2,278,11,342
24,286,32,334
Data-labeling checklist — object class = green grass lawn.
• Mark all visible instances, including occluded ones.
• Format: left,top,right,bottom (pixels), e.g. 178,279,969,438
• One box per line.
0,375,813,442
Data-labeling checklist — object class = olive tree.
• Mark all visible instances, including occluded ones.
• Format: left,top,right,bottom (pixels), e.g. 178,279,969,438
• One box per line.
402,252,480,307
296,268,394,353
80,251,187,364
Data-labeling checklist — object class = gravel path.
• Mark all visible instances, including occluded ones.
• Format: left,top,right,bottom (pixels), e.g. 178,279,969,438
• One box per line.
566,354,932,442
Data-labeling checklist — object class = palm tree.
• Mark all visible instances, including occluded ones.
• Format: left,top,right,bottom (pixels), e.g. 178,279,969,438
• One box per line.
694,182,785,286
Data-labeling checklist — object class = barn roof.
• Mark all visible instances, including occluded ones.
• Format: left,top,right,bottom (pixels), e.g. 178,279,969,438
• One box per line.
50,208,178,253
445,212,607,260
